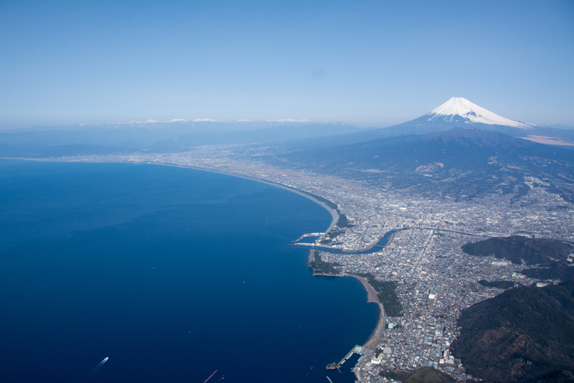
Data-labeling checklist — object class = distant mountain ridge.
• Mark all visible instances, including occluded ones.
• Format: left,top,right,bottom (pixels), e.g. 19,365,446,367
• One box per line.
0,121,362,157
2,97,573,158
9,119,350,133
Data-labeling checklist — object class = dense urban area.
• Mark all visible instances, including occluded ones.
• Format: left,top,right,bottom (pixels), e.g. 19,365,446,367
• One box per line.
53,146,574,382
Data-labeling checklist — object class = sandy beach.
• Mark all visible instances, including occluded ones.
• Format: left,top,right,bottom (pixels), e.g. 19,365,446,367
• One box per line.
351,276,386,349
307,251,387,350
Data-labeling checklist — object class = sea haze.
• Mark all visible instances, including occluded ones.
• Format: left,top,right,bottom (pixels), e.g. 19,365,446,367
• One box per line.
0,160,378,383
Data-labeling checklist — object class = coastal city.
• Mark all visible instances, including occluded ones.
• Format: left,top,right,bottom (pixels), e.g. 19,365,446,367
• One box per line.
58,146,574,382
316,229,539,382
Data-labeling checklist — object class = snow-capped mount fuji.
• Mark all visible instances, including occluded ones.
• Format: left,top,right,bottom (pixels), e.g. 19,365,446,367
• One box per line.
284,97,574,150
398,96,543,136
304,97,553,148
426,97,536,129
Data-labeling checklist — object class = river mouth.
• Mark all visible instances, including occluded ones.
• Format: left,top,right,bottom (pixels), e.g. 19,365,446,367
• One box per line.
295,229,400,255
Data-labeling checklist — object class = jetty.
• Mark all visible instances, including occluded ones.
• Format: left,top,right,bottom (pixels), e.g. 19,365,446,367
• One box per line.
326,345,368,370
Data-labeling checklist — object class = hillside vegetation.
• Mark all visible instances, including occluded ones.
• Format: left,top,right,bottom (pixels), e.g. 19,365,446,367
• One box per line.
451,280,574,382
462,236,573,267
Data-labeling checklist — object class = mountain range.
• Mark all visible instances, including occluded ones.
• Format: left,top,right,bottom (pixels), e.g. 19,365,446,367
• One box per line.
1,97,573,158
0,120,361,157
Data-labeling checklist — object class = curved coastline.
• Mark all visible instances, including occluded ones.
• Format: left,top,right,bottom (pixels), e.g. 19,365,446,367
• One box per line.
0,159,386,383
309,261,387,350
21,158,384,363
164,163,388,350
156,163,340,234
140,163,388,352
352,276,386,349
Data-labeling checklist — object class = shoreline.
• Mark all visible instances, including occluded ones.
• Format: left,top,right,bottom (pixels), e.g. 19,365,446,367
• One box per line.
0,157,340,235
9,157,382,361
351,276,386,349
308,251,387,350
150,163,341,235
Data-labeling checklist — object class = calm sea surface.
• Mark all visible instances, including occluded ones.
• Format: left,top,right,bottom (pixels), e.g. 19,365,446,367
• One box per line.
0,160,378,383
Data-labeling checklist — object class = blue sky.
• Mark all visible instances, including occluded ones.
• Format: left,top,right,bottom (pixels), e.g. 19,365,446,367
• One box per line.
1,0,573,129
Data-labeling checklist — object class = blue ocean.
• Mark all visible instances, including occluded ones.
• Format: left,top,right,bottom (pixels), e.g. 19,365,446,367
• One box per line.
0,160,378,383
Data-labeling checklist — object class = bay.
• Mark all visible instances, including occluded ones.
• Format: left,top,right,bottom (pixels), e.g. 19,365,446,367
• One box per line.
0,160,379,383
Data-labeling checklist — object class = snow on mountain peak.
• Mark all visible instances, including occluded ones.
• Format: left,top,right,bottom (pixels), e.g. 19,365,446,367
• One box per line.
427,97,535,129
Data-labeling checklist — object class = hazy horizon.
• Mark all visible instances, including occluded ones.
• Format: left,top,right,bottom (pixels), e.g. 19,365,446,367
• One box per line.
1,0,573,130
